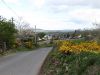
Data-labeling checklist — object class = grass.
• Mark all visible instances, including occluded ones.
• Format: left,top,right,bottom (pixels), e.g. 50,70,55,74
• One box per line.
0,42,53,57
39,43,53,48
39,47,100,75
13,46,35,52
0,46,36,56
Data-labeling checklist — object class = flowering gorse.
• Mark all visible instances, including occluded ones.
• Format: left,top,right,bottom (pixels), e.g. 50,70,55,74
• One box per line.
57,40,100,54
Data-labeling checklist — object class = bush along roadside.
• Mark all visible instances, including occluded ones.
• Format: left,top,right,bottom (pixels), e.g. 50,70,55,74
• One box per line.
0,41,53,56
39,40,100,75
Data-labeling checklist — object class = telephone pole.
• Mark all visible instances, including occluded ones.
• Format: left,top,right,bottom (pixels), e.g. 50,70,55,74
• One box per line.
11,17,14,24
0,16,1,20
35,25,37,45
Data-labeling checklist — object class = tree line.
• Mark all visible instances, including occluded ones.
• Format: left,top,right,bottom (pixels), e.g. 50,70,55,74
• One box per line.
0,16,46,54
0,16,17,52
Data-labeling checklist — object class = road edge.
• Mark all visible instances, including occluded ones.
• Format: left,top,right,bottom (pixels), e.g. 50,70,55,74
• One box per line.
37,47,54,75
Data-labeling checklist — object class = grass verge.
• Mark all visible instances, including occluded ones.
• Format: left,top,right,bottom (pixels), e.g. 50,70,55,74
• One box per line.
39,47,100,75
0,43,53,57
0,46,37,56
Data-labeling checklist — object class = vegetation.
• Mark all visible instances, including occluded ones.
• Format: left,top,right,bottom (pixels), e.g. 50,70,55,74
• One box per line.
37,32,46,39
58,40,100,54
0,17,17,50
39,40,100,75
0,16,53,56
0,16,38,55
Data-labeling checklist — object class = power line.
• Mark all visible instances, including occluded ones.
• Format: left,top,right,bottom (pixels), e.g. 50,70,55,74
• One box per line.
1,0,21,19
0,0,34,29
1,0,31,25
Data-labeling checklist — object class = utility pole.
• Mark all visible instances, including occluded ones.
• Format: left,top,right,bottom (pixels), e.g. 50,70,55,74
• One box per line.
35,25,37,45
11,17,14,24
3,17,14,51
0,16,1,21
3,17,13,51
3,42,7,51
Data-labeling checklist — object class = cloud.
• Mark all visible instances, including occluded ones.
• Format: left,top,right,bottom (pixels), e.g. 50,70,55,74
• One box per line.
5,0,20,4
43,0,100,14
19,0,100,30
46,0,100,8
0,7,16,19
0,0,99,30
20,12,94,30
33,20,94,30
34,0,45,8
67,8,100,23
28,0,45,8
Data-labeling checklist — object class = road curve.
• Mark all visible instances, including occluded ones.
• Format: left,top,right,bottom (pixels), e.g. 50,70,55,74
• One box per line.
0,47,52,75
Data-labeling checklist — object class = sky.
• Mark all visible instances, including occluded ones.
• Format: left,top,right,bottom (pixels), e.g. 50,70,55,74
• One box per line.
0,0,100,30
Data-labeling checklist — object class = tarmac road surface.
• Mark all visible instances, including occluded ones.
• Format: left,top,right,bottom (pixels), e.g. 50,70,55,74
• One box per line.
0,47,52,75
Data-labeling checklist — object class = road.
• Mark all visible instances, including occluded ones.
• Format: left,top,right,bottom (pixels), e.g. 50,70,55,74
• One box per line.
0,47,52,75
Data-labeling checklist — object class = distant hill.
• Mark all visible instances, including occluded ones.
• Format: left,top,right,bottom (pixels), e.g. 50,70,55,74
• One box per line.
33,29,74,33
46,30,74,32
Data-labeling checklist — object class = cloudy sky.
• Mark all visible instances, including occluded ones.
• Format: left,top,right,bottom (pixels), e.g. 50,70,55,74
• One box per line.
0,0,100,30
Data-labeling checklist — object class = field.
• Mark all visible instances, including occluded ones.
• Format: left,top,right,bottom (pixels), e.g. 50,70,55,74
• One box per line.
39,40,100,75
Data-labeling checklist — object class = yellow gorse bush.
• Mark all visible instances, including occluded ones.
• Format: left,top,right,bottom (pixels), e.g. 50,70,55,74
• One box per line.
57,40,100,54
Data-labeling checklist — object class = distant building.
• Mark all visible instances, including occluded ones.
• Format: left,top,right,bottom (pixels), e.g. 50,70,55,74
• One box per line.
43,35,52,40
77,34,82,38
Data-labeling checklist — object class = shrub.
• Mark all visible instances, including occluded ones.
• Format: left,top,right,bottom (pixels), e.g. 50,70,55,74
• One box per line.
57,40,100,54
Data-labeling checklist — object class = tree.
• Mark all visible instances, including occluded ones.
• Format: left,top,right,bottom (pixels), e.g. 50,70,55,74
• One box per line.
37,32,46,39
0,17,17,49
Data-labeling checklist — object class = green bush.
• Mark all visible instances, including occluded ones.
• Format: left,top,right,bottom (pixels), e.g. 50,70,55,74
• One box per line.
40,48,100,75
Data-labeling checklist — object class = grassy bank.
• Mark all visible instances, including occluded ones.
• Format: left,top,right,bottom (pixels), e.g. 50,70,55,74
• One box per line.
0,42,53,57
0,46,35,56
39,48,100,75
39,40,100,75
